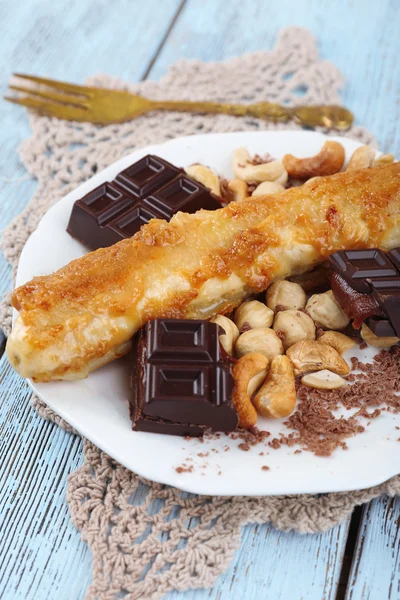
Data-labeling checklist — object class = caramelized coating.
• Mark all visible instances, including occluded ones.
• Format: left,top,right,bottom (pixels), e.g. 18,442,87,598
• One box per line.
7,163,400,381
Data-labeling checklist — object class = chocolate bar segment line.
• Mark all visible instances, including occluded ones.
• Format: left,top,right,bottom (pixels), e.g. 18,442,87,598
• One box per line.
115,154,181,198
131,319,238,436
67,154,222,251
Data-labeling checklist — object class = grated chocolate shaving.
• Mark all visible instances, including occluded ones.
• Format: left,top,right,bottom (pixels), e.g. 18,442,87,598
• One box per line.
227,426,270,446
278,347,400,456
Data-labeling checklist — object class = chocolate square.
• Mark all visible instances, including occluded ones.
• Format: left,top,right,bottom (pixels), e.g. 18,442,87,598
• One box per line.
365,316,397,338
115,155,181,198
67,182,135,249
107,203,165,239
147,319,222,362
131,319,238,436
145,175,221,219
388,248,400,271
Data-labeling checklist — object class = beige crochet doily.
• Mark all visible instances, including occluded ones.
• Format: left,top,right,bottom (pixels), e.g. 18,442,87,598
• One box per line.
1,28,399,600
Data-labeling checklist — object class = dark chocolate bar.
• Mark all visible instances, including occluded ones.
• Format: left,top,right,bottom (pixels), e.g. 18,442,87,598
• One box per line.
329,248,400,337
328,249,398,294
130,319,238,436
67,155,222,251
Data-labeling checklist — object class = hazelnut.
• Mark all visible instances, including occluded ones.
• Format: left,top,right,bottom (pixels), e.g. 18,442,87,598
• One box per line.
272,309,316,350
210,315,239,355
235,327,283,361
306,290,349,330
266,280,306,312
234,300,274,332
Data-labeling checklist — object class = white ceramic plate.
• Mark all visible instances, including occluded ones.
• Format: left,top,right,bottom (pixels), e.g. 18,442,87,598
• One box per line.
15,130,400,496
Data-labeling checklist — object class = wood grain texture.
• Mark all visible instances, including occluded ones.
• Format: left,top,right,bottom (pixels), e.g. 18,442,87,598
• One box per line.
345,497,400,600
149,0,400,153
0,356,92,600
0,0,399,598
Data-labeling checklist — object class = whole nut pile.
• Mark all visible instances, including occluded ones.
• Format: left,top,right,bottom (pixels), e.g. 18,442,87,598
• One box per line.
213,279,357,429
185,143,394,204
188,145,397,429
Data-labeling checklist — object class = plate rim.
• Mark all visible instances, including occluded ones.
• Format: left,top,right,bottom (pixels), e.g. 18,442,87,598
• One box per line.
15,129,400,496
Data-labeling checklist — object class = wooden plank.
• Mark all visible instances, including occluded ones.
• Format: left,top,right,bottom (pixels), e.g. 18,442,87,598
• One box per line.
345,497,400,600
0,356,92,600
149,0,400,153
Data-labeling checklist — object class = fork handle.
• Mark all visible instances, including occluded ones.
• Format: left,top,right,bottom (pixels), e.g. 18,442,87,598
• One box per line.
150,99,291,123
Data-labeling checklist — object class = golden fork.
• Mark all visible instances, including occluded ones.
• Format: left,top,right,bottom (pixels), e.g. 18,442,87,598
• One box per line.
4,73,354,130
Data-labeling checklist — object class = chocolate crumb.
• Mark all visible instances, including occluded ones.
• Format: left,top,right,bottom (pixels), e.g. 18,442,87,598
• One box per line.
294,449,302,454
228,426,270,446
175,465,194,474
261,465,270,471
359,342,368,350
239,443,250,451
282,346,400,456
269,438,281,449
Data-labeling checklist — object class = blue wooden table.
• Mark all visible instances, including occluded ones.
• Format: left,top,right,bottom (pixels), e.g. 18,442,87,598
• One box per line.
0,1,399,598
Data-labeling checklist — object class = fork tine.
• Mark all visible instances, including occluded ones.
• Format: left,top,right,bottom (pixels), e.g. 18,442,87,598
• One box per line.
9,85,90,108
4,95,90,122
13,73,94,97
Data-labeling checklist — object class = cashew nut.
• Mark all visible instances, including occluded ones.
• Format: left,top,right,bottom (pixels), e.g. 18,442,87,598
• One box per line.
226,178,248,202
235,327,284,360
185,164,221,196
282,141,345,180
210,314,239,355
266,280,306,312
233,147,286,183
373,153,395,167
232,353,269,428
346,146,375,171
306,290,349,330
251,181,285,197
301,370,346,390
272,309,316,350
360,323,399,349
317,330,355,354
286,340,350,376
234,300,274,332
253,355,296,418
247,368,269,398
274,168,289,186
